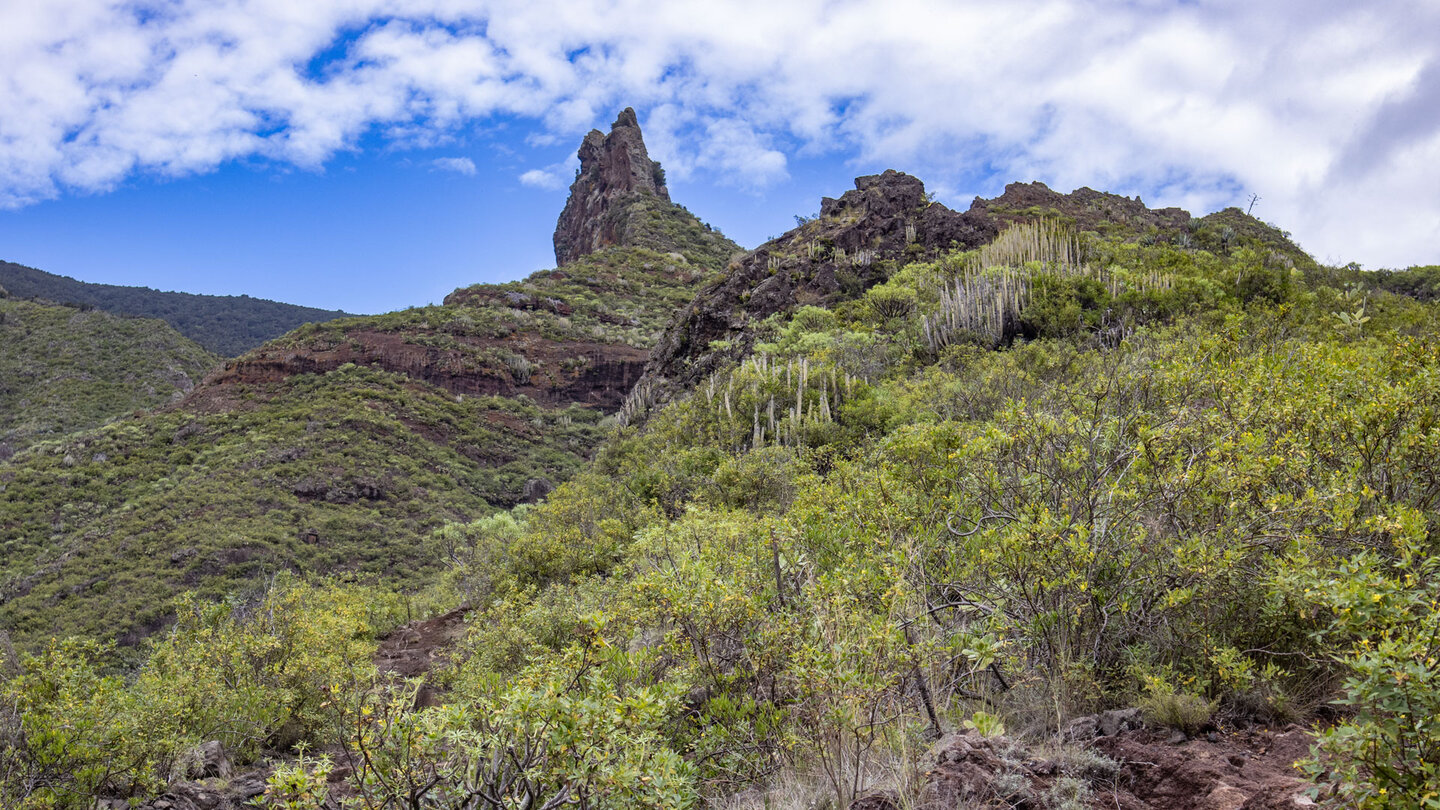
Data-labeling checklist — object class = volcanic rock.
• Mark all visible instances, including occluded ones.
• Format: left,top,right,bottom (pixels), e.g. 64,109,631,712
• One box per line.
554,107,670,265
972,180,1192,234
636,170,997,405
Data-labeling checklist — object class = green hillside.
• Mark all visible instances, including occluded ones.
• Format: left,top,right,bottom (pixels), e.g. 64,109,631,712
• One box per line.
0,297,217,455
354,212,1438,808
0,260,354,356
3,170,1438,809
0,206,738,655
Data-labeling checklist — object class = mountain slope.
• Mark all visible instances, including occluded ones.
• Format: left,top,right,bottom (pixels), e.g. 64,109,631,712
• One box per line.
0,260,353,356
0,296,217,456
4,160,1439,810
0,109,739,653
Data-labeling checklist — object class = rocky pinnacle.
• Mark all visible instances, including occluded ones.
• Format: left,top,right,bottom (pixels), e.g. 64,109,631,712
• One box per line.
552,108,670,265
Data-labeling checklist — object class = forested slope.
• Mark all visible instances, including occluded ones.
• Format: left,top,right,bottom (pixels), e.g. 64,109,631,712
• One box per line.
0,260,353,356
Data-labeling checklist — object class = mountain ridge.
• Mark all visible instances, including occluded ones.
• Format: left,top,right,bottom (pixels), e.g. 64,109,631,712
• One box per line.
0,260,354,357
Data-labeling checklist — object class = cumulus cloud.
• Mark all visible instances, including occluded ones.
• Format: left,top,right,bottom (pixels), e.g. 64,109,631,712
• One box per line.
2,0,1438,267
516,168,559,189
518,155,578,189
431,157,477,175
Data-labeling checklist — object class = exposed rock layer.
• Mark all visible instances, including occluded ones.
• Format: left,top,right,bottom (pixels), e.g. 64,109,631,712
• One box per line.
193,331,647,412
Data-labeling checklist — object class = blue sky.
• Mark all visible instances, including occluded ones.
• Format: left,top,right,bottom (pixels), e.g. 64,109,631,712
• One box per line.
2,1,1437,314
0,123,868,313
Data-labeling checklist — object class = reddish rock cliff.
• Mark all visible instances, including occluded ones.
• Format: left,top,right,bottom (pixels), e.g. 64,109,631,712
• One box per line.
553,107,670,265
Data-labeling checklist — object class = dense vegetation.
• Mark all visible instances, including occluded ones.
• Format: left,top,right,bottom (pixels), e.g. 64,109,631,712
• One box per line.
0,362,607,656
3,207,1438,808
0,297,217,454
0,204,735,656
0,261,353,356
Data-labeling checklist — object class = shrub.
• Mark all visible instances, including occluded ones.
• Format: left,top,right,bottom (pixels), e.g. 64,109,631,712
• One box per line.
261,753,332,810
133,576,381,762
1,638,175,808
339,654,695,810
1283,539,1440,808
1138,688,1214,736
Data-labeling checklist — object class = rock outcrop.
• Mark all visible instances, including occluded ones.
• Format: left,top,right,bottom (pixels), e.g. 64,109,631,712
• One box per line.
553,107,671,265
627,173,1273,419
191,329,649,413
972,180,1192,235
187,110,733,418
635,170,998,404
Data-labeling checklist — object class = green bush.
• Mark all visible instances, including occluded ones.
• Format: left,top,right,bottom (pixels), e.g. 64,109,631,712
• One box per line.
0,578,385,809
1138,686,1215,735
260,753,332,810
135,577,381,761
340,653,695,810
1282,536,1440,808
1,638,174,808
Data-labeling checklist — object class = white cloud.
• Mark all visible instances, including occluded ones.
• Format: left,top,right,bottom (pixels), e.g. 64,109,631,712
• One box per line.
431,156,476,175
518,168,561,189
1,0,1438,267
518,155,577,190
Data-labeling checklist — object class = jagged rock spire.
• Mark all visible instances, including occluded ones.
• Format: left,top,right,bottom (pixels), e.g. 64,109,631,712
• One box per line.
553,107,670,265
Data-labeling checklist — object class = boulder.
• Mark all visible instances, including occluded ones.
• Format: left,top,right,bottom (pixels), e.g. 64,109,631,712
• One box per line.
183,740,231,780
916,731,1022,809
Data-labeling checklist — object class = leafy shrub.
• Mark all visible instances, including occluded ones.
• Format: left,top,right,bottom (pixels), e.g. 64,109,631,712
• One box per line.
0,578,385,809
1234,248,1292,305
1,639,174,808
135,577,381,761
261,753,332,810
1282,538,1440,808
1138,686,1215,735
1018,274,1111,338
339,654,695,810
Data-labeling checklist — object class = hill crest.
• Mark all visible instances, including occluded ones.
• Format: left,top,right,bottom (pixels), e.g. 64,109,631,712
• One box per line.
0,261,353,357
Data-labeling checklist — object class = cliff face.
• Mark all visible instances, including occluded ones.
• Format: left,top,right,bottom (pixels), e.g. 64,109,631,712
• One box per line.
553,108,671,265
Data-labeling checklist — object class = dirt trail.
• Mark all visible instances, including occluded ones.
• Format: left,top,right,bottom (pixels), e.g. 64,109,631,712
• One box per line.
1094,724,1317,809
372,605,470,680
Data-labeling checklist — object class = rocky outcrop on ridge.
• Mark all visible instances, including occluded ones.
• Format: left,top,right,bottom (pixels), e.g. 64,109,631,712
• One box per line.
972,180,1192,236
553,108,671,265
636,170,998,402
187,109,734,417
629,173,1289,415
